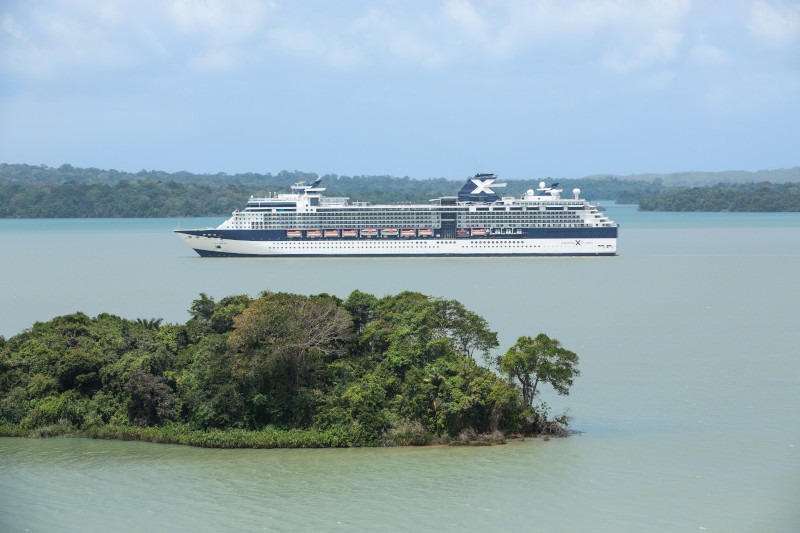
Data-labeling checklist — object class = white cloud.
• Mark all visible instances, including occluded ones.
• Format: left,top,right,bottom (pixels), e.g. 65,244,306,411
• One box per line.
2,13,24,41
746,0,800,47
358,1,693,71
0,0,794,84
266,26,363,69
0,0,277,78
0,0,176,80
253,0,695,71
351,8,450,68
688,43,729,67
457,0,692,64
168,0,271,41
602,29,684,73
0,0,717,79
443,0,489,43
168,0,275,71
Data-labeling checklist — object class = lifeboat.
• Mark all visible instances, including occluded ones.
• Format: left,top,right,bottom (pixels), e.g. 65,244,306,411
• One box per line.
418,229,434,237
324,229,339,238
360,228,378,237
286,230,302,238
381,228,399,237
306,229,322,238
400,229,416,237
341,229,357,238
471,228,487,237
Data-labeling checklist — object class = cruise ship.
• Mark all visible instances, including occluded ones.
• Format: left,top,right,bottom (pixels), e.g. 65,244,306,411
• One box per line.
174,174,618,257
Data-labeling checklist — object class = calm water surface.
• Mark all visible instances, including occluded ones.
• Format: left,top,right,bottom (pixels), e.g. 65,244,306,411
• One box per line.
1,205,799,532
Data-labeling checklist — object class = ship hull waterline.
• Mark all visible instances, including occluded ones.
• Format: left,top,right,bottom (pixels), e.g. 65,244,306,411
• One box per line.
175,231,617,257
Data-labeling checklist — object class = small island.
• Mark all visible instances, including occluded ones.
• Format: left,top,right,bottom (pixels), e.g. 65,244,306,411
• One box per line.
0,291,579,447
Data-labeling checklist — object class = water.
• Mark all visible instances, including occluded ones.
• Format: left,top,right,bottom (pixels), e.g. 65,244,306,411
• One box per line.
1,206,799,532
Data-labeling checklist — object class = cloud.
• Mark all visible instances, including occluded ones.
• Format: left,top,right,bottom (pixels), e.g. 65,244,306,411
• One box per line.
168,0,270,36
0,0,795,84
688,43,729,67
433,0,693,66
0,0,140,79
1,12,24,41
168,0,275,70
601,29,684,73
266,25,363,69
746,0,800,47
351,7,450,68
443,0,489,43
0,0,276,79
346,1,694,71
254,0,696,72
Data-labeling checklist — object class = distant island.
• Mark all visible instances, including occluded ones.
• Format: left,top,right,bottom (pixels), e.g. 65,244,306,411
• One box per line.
0,291,579,448
634,182,800,212
2,163,799,216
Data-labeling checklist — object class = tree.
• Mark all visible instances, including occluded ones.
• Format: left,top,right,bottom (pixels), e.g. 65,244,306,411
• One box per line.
431,299,498,360
135,318,163,330
227,292,354,426
187,293,251,335
344,290,378,334
497,334,580,406
124,370,177,426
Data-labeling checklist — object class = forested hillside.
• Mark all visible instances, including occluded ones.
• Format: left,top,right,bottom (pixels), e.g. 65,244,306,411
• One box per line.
0,291,579,448
3,163,799,216
585,166,800,186
6,163,799,186
637,182,800,211
0,163,658,217
0,180,253,218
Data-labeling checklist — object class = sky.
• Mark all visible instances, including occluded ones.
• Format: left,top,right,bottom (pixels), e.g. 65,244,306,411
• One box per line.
1,0,799,181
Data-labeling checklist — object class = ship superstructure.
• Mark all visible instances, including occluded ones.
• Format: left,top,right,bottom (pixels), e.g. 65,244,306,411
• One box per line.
175,174,618,256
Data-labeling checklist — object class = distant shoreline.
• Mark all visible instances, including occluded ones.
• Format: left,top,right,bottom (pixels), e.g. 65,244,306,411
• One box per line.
3,162,800,217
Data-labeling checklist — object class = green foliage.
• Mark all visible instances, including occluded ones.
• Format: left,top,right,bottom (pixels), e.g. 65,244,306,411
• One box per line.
227,292,354,428
344,290,378,335
80,423,372,448
0,387,31,424
13,162,800,217
124,370,178,426
187,293,252,336
21,391,85,429
176,334,244,430
498,334,580,407
637,182,800,211
0,291,579,447
0,424,31,437
0,179,254,218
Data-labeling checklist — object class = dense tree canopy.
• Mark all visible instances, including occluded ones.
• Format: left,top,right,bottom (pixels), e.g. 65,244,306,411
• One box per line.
0,291,580,446
1,162,687,217
636,182,800,211
4,163,800,217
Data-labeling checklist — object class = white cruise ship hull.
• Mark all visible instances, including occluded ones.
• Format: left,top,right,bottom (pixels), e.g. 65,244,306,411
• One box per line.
176,232,617,257
174,174,620,258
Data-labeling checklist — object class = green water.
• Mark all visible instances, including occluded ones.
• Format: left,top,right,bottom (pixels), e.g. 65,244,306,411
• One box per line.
1,206,799,531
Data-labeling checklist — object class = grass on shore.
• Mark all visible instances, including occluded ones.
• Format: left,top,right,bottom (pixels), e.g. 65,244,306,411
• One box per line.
0,422,513,448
